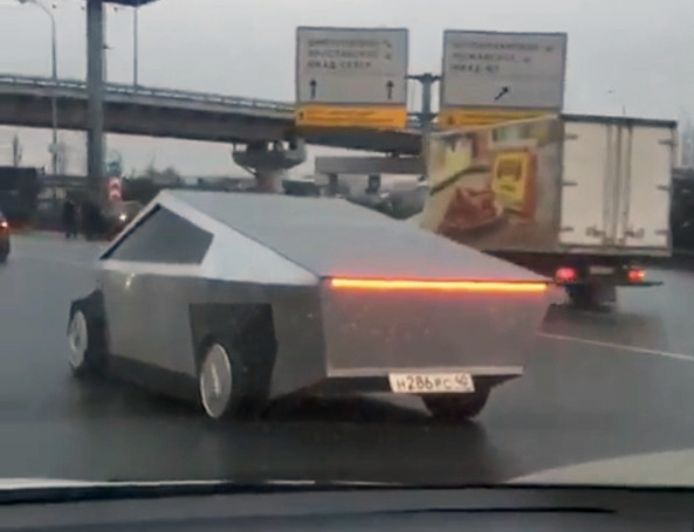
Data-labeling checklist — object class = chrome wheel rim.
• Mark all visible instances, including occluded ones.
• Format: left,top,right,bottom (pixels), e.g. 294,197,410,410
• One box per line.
200,344,233,419
68,311,88,370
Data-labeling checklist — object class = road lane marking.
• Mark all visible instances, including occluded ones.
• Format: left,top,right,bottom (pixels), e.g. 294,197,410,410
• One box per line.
538,332,694,363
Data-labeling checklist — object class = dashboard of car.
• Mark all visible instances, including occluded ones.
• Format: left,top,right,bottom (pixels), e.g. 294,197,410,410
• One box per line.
1,486,693,531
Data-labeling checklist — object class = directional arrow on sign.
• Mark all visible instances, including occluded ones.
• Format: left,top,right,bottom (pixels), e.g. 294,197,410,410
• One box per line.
309,79,317,100
494,86,510,102
386,80,394,100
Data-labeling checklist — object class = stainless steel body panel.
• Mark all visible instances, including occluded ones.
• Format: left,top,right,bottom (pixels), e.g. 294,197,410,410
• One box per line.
99,268,196,374
100,269,544,397
99,266,327,396
99,272,274,377
266,287,327,397
320,282,545,377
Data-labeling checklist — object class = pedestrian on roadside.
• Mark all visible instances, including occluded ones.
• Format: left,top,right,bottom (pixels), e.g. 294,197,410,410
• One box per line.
62,199,78,239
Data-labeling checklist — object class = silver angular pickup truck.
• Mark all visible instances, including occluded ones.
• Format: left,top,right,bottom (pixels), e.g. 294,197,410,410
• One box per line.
67,191,549,420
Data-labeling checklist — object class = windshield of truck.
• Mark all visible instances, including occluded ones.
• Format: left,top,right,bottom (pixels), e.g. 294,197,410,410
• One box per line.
0,0,692,494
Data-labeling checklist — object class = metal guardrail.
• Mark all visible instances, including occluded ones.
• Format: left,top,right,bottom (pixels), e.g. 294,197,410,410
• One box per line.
0,73,295,114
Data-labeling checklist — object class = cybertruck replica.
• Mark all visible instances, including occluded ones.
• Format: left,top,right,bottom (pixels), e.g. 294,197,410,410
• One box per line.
67,191,549,420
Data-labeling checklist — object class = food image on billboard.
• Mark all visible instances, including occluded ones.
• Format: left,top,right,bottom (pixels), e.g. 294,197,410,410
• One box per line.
419,116,564,253
491,151,537,217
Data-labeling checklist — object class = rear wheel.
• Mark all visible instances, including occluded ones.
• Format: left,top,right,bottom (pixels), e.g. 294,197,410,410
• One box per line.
198,341,259,420
423,389,490,422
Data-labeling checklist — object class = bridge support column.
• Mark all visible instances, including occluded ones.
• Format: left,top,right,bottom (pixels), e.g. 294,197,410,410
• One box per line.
252,169,286,194
86,0,105,203
233,140,306,193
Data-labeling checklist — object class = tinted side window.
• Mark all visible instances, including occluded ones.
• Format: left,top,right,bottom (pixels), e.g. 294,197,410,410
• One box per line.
106,207,212,264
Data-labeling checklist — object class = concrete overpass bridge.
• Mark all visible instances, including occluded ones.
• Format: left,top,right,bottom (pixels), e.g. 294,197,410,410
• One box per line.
18,0,421,198
0,74,421,155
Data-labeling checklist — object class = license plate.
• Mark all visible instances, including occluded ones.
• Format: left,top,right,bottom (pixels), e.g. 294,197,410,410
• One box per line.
388,373,475,394
589,266,615,275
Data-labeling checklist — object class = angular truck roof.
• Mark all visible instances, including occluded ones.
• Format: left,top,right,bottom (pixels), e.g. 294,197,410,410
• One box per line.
142,190,545,282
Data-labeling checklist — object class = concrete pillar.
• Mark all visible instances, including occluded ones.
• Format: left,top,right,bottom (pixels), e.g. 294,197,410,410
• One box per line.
327,174,339,197
86,0,105,203
233,140,306,194
254,169,286,194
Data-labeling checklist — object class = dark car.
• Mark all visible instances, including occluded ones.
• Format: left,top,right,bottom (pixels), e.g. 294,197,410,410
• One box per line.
0,209,9,263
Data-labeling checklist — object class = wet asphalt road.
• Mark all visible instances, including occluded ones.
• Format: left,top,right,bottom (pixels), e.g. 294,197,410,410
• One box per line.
1,232,694,485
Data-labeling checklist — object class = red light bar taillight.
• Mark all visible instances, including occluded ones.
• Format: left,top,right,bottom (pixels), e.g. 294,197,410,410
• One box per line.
555,267,577,284
628,268,646,283
330,278,547,294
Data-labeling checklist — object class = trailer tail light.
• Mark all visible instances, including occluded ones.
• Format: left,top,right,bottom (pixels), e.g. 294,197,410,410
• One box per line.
0,220,8,230
555,267,577,284
330,278,547,294
628,268,646,283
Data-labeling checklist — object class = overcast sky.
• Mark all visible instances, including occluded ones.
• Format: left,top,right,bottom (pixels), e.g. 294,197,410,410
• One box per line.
0,0,692,175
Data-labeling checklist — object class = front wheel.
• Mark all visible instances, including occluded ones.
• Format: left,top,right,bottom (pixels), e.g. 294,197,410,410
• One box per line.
423,389,491,422
67,299,107,377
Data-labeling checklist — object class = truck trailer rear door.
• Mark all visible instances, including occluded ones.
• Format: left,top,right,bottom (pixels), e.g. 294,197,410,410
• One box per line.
559,117,674,252
559,120,610,247
618,124,674,249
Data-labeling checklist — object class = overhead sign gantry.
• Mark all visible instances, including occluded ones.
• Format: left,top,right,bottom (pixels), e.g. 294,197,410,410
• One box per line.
295,27,409,130
440,30,568,127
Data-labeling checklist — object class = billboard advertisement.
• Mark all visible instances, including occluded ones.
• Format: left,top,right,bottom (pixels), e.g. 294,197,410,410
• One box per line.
419,116,564,253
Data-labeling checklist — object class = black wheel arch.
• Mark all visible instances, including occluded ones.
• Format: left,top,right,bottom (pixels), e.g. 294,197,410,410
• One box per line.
190,303,278,402
69,290,106,330
68,289,109,374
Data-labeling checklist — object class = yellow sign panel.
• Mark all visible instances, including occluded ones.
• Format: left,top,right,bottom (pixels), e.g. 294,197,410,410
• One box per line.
296,105,407,130
491,151,536,217
439,108,551,129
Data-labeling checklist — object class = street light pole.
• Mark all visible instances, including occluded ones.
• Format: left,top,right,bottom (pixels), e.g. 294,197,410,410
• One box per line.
46,2,58,174
133,0,139,87
86,0,106,204
19,0,59,175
